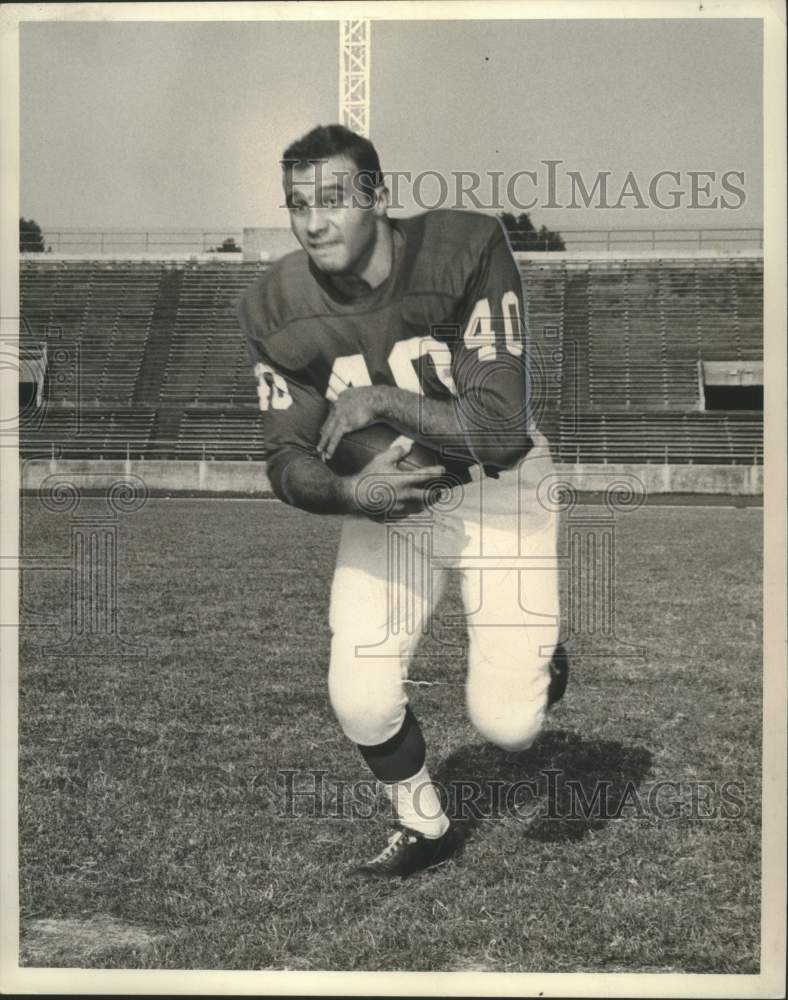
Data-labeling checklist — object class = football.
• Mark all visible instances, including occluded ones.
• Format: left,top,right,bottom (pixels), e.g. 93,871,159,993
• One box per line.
326,421,474,486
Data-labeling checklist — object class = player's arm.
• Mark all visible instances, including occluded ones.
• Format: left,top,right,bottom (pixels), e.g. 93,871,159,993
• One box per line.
276,441,444,519
319,223,532,469
443,224,533,468
317,385,465,461
245,353,351,514
272,450,351,514
237,288,350,513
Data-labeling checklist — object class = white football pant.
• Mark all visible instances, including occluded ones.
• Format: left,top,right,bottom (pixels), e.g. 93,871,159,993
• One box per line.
328,431,560,752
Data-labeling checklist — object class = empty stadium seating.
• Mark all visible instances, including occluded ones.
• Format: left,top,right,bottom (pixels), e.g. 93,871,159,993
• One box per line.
175,408,265,459
19,254,763,466
159,262,262,406
20,261,163,407
527,257,763,414
22,407,157,460
555,412,762,466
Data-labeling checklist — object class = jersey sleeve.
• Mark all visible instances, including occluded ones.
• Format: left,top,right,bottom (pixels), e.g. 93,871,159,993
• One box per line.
238,292,329,493
450,223,533,469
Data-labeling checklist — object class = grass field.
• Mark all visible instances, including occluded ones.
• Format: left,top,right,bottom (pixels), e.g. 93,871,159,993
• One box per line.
17,496,762,972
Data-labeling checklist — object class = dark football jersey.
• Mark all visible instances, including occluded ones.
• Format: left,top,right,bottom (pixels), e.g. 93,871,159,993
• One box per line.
237,209,531,472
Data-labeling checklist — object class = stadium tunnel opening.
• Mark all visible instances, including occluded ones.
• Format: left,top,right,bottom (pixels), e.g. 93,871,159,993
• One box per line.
703,384,763,412
700,361,763,412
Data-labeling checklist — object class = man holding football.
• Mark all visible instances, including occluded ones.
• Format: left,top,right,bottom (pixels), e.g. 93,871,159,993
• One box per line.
238,124,566,878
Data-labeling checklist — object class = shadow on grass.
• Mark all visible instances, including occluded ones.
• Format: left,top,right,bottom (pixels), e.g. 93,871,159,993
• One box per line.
433,729,653,845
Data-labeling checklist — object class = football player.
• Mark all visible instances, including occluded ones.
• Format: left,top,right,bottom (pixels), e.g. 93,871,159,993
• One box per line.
238,125,566,878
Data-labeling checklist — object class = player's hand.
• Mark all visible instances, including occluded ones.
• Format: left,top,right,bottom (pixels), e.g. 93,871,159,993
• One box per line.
318,386,385,461
347,440,445,521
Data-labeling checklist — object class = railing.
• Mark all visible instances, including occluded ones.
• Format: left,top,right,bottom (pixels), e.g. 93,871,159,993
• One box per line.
24,226,764,256
510,227,764,252
553,440,763,466
24,438,763,466
34,230,245,256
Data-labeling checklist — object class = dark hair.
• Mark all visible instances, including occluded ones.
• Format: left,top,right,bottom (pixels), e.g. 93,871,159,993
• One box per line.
281,124,383,197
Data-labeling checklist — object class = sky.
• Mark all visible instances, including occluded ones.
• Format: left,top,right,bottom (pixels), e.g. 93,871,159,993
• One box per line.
19,16,763,237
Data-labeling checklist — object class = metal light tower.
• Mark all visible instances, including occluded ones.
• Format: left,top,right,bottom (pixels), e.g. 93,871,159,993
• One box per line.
339,20,371,137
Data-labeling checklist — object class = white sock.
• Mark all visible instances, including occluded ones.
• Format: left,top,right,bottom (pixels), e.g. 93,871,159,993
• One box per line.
382,764,451,839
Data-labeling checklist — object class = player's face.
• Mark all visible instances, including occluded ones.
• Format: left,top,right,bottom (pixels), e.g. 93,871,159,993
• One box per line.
284,155,385,276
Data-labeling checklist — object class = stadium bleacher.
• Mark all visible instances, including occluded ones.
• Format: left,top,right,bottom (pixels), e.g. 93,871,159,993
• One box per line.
159,262,261,407
526,256,763,466
175,408,265,459
19,255,763,466
554,411,763,466
22,408,157,460
20,261,163,408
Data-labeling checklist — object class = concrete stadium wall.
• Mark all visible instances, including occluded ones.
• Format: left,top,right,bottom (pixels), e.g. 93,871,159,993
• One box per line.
20,459,272,495
556,462,762,495
20,459,762,496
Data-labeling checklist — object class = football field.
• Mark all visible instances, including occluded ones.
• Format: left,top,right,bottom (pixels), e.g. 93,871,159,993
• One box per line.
18,496,762,972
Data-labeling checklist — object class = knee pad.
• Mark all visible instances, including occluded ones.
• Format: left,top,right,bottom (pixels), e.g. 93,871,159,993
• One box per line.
468,696,547,752
328,638,407,746
466,657,550,753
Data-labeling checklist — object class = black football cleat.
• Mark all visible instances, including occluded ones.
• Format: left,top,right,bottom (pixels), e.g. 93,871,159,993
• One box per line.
353,825,460,879
547,642,570,708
